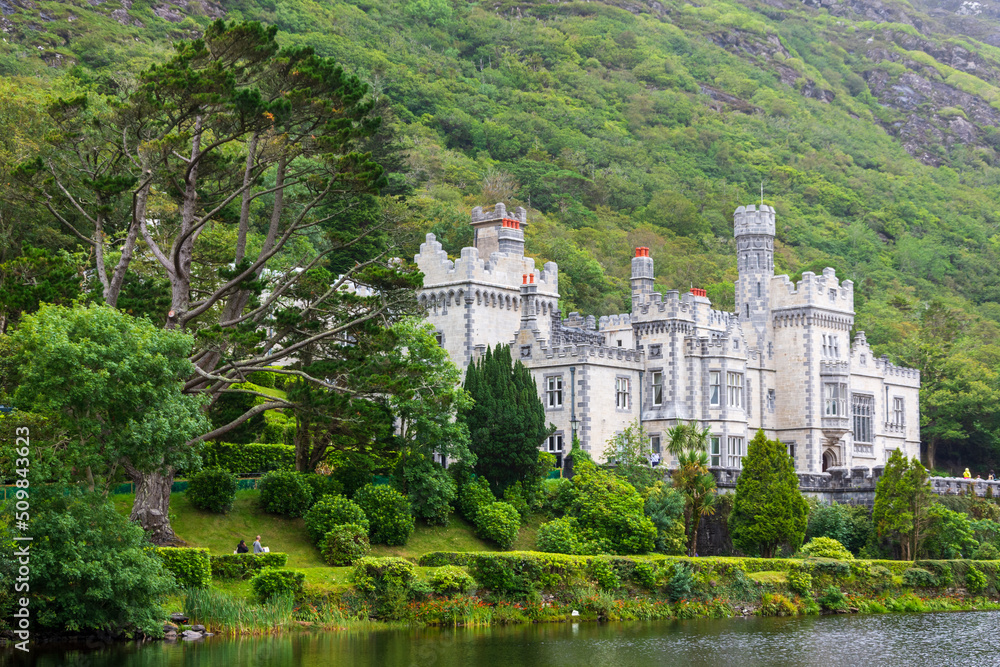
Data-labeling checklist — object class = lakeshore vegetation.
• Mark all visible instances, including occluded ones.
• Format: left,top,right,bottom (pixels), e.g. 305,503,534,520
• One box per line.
7,0,1000,646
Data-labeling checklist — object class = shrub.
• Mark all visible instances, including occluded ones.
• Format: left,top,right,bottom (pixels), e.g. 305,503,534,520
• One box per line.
210,553,288,580
808,558,851,578
186,467,238,513
569,467,656,555
351,557,416,594
644,482,687,555
817,585,847,611
632,561,666,590
967,565,989,594
403,456,457,527
304,495,369,545
537,517,587,555
759,593,797,616
666,562,696,602
302,473,344,507
800,536,854,560
197,441,295,475
787,569,813,596
588,558,621,590
474,501,521,549
457,475,495,523
902,567,938,588
428,565,477,595
258,471,313,517
154,547,212,589
250,569,305,603
354,484,415,546
417,552,473,567
974,543,1000,560
320,524,371,566
503,482,531,520
248,369,277,388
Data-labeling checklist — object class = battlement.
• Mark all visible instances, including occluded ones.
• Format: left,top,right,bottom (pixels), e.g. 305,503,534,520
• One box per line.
772,268,853,313
471,203,527,225
875,357,921,383
534,340,645,364
414,233,558,294
734,204,776,238
599,313,632,330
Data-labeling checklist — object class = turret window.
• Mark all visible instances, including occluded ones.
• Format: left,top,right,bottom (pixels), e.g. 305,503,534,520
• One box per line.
727,372,744,408
756,282,761,298
824,382,847,416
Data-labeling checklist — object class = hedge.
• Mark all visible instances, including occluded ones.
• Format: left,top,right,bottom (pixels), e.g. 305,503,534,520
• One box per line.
418,552,473,567
198,441,296,475
210,553,289,580
250,569,306,603
153,547,212,588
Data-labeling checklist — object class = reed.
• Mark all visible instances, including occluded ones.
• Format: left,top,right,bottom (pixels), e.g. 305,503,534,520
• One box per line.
183,587,295,635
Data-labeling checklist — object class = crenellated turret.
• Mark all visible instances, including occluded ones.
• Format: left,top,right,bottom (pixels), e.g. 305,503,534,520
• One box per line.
734,205,775,350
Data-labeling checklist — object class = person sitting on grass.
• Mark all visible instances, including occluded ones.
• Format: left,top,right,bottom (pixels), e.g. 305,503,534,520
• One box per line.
253,535,264,554
236,539,249,554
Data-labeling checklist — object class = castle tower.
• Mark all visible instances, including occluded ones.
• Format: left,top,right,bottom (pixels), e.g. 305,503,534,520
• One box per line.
631,247,654,308
470,203,528,257
734,204,775,350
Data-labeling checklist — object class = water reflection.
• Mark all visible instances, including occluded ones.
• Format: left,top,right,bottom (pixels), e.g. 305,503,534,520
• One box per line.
7,612,1000,667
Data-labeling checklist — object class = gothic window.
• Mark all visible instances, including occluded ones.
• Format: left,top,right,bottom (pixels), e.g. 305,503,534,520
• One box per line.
728,436,744,468
787,442,796,461
710,436,721,467
615,377,630,410
822,334,828,358
709,371,721,406
833,337,840,358
727,372,744,408
824,382,847,416
893,396,905,426
651,371,663,406
545,376,563,409
853,394,874,443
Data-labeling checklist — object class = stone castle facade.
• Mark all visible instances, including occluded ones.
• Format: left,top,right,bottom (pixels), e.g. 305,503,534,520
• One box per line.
414,203,920,474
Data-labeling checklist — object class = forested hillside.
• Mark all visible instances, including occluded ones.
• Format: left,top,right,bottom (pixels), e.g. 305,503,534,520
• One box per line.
4,0,1000,468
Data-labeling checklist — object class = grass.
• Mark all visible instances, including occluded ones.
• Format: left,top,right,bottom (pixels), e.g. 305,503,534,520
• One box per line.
116,488,542,569
183,587,295,634
748,571,788,585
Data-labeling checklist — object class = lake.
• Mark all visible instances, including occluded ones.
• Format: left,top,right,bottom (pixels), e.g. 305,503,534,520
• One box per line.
7,612,1000,666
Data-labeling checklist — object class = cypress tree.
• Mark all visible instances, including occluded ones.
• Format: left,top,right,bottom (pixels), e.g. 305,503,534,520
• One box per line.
728,429,808,558
462,344,551,493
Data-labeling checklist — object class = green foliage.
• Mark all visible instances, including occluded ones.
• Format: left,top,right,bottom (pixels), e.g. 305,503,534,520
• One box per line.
632,561,666,590
800,537,855,560
873,451,933,560
153,547,212,589
588,558,621,591
729,430,808,558
354,483,415,546
666,423,717,556
258,471,314,517
666,563,696,602
537,516,589,555
197,442,296,476
603,419,657,490
967,565,989,594
457,475,496,523
923,503,979,559
462,345,551,493
806,502,872,555
0,492,176,636
787,569,813,596
428,565,477,596
568,466,656,555
644,482,687,555
759,593,798,617
210,553,288,580
817,585,848,611
320,523,371,566
301,473,344,505
902,567,938,588
974,543,1000,560
474,501,521,550
304,494,370,545
351,557,417,595
502,481,531,520
250,569,306,603
402,455,457,527
186,467,238,513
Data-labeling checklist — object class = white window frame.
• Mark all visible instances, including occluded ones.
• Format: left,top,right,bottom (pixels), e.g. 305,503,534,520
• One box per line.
852,394,874,444
615,377,630,410
893,396,905,426
824,382,846,417
650,434,661,454
728,436,744,468
710,436,721,467
709,371,721,406
545,375,563,409
727,372,743,408
651,371,663,406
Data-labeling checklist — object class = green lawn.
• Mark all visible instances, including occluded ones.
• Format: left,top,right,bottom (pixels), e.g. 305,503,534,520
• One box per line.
115,488,541,569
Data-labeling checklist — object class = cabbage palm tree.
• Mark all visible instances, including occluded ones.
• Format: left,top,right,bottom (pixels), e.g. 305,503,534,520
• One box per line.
667,422,718,556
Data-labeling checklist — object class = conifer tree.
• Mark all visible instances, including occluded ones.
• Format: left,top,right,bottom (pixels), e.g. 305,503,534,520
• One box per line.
728,429,808,558
872,449,933,560
462,344,552,493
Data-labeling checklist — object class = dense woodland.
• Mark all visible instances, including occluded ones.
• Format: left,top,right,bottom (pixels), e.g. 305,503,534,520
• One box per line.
3,0,1000,471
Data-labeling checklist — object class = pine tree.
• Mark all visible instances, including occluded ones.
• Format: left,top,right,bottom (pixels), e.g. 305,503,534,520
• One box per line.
462,345,552,493
728,429,808,558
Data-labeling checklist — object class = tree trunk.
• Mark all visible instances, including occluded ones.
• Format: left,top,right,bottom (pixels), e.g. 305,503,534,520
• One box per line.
125,462,178,545
925,437,937,472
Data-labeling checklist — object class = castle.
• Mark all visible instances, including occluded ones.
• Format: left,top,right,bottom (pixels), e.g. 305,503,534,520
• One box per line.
414,203,920,474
